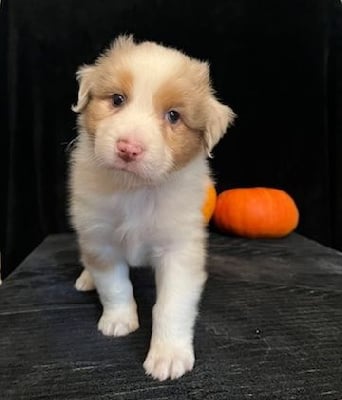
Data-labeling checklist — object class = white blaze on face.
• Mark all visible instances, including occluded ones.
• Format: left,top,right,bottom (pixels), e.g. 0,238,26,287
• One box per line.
93,98,174,181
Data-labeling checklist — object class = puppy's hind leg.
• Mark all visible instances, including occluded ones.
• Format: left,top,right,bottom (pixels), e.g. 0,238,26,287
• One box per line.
75,269,96,291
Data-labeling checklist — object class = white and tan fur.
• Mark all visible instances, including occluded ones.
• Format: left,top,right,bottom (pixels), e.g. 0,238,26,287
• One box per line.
69,35,234,381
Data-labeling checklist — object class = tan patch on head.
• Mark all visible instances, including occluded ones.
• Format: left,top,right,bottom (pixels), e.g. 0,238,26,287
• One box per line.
83,68,134,135
92,68,133,98
153,61,211,127
154,81,187,112
153,72,211,169
83,98,111,136
164,123,203,170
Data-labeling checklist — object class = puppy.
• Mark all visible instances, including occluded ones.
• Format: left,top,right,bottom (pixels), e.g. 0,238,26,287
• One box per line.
69,35,234,381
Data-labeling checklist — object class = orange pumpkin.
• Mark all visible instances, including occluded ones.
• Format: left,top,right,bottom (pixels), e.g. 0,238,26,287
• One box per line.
202,182,217,224
213,187,299,238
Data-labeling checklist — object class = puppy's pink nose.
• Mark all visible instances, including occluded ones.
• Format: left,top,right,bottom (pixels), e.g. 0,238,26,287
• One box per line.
116,139,144,162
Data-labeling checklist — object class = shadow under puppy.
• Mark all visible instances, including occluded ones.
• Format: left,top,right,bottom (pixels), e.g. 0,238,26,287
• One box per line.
69,35,235,381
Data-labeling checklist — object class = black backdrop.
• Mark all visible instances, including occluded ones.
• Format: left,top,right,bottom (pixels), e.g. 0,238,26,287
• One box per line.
1,0,341,278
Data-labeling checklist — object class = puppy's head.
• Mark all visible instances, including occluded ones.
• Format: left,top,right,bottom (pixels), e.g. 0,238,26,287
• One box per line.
73,35,235,182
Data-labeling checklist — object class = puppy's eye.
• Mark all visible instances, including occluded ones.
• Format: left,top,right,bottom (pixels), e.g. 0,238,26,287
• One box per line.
166,110,180,124
112,94,125,107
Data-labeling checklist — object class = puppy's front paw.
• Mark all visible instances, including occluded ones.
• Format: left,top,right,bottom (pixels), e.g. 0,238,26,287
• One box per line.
143,341,195,381
75,270,95,291
98,305,139,337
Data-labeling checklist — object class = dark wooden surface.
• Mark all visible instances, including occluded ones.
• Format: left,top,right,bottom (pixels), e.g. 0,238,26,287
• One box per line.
1,233,342,399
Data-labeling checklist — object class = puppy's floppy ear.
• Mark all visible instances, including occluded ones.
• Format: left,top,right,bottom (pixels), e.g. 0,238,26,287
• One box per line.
204,96,235,157
72,65,95,113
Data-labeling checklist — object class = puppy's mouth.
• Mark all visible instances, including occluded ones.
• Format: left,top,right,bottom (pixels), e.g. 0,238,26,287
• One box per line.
110,155,158,182
109,156,169,185
112,157,141,174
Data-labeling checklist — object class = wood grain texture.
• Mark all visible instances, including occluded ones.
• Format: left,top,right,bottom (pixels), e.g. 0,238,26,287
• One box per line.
1,233,342,399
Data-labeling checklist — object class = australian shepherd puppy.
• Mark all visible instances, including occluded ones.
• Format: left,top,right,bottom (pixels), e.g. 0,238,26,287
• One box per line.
69,35,234,381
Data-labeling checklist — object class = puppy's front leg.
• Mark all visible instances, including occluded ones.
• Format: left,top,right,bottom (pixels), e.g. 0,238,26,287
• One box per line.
144,245,207,380
81,247,139,337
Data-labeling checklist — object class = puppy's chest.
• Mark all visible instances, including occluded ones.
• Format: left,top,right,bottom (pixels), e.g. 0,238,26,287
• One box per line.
113,190,157,227
115,191,165,265
98,189,160,254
